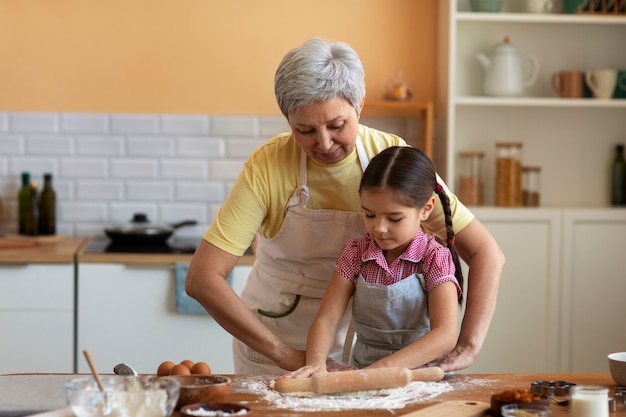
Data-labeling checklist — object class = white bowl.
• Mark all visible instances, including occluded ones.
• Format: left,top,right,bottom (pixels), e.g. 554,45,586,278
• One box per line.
608,352,626,386
64,375,180,417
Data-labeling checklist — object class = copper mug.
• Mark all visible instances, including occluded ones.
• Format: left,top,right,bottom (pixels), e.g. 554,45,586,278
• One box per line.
551,70,583,98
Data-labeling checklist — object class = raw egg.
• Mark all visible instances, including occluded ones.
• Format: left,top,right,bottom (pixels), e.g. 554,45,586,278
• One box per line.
156,360,176,376
190,361,211,375
169,364,192,375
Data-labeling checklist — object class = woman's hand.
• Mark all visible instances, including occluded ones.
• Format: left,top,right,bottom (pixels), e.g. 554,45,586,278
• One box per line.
325,357,357,372
275,364,326,381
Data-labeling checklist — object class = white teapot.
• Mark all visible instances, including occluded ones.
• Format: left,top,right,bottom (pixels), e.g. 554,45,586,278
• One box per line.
476,36,539,97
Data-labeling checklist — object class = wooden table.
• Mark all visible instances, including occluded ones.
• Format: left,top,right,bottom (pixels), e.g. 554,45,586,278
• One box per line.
221,373,624,417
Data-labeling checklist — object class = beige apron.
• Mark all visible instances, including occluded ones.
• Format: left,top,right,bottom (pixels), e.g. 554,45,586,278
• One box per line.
350,262,431,368
233,138,369,375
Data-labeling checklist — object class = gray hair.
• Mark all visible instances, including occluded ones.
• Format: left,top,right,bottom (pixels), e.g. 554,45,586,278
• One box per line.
274,38,366,119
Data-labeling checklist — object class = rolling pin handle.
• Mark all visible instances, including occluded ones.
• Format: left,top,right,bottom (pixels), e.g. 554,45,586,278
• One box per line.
410,366,445,382
273,377,313,393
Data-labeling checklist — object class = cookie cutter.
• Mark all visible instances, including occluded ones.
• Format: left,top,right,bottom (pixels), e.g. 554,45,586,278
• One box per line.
615,386,626,411
530,380,576,406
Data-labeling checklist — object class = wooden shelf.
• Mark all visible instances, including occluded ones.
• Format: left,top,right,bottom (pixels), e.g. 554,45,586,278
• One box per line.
362,100,434,158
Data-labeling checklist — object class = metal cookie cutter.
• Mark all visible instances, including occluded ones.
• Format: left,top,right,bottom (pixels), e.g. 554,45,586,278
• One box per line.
615,386,626,411
530,380,576,406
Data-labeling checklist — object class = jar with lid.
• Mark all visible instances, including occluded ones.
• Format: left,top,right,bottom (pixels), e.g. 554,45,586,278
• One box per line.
522,166,541,207
495,142,523,207
458,151,484,206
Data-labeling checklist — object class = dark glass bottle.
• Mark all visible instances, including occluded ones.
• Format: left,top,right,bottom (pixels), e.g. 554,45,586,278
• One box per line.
612,144,626,206
38,173,56,235
18,172,37,235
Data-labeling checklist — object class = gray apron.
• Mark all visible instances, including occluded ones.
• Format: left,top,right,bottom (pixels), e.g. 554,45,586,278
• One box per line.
233,138,369,375
350,262,431,369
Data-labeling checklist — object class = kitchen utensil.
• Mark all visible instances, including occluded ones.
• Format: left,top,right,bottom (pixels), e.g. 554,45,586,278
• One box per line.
585,68,617,99
530,380,575,405
273,366,444,395
476,36,539,97
608,352,626,386
64,375,180,417
400,400,490,416
113,363,138,376
82,350,105,392
500,403,552,416
104,213,197,245
162,375,231,410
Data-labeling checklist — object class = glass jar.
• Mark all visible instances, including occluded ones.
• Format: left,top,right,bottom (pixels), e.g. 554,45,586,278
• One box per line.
495,142,523,207
569,385,609,417
458,151,484,206
522,166,541,207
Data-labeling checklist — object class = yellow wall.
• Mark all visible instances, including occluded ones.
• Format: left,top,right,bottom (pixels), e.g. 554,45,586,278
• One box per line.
0,0,435,115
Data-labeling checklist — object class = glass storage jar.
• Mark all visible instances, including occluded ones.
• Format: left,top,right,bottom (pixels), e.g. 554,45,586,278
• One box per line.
495,142,523,207
522,166,541,207
458,151,484,206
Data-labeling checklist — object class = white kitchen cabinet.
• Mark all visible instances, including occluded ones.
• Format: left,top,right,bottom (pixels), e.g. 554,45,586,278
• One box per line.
0,264,74,373
436,0,626,207
560,209,626,372
457,208,562,374
77,262,252,375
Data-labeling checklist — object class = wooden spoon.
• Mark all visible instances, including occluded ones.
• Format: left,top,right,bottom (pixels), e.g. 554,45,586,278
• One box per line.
82,350,105,392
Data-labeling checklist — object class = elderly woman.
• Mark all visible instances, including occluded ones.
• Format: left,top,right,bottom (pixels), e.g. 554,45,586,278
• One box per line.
186,37,505,375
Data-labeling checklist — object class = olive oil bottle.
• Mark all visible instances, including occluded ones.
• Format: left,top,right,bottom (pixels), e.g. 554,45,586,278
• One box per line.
38,173,56,235
18,172,37,235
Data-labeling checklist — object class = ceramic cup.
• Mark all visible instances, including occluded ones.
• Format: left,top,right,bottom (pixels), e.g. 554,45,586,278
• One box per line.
551,70,583,98
613,70,626,99
563,0,585,13
585,68,617,99
525,0,553,13
469,0,503,12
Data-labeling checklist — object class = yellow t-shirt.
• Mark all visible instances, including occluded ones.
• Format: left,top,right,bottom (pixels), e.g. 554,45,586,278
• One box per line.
205,124,475,256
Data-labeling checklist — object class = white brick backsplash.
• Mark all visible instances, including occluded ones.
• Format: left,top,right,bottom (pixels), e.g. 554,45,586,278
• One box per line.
176,181,224,202
210,159,246,180
160,204,208,225
110,158,158,178
126,181,174,201
211,116,258,136
0,159,7,177
76,135,124,156
127,136,175,157
177,137,225,158
259,115,289,137
0,113,8,132
160,115,209,135
61,157,108,178
111,114,159,134
10,113,58,133
11,157,58,177
76,180,124,200
0,134,25,154
226,137,265,158
26,135,73,155
61,202,108,222
2,111,402,237
60,113,109,133
161,159,207,179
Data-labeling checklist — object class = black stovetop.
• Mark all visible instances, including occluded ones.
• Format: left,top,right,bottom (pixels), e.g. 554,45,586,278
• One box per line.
84,236,201,254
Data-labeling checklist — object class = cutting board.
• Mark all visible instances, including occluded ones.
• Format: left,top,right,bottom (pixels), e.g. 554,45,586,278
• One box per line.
402,400,490,417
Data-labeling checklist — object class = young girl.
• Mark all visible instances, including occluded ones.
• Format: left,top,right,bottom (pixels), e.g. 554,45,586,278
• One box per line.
299,146,464,373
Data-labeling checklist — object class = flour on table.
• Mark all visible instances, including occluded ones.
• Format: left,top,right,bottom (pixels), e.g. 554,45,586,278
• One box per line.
232,376,455,412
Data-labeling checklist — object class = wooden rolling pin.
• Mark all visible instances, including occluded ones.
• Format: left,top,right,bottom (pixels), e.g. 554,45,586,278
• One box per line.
274,366,444,395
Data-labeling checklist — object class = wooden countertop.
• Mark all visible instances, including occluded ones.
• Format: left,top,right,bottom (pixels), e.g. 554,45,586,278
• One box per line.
220,372,623,417
0,373,622,417
0,236,86,264
76,236,256,265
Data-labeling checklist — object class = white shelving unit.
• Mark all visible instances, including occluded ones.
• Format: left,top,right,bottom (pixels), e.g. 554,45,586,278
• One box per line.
437,0,626,208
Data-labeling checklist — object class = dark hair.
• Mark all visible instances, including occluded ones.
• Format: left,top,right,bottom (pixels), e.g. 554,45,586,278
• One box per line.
359,146,464,303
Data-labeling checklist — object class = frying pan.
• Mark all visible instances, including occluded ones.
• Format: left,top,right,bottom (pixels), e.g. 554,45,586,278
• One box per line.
104,213,197,245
